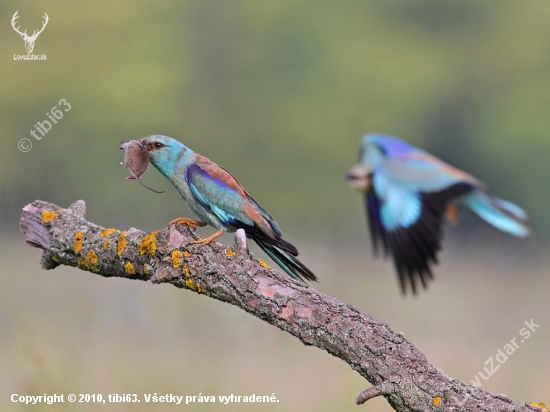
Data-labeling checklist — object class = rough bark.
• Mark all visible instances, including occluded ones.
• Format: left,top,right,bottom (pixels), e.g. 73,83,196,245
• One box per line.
19,200,545,412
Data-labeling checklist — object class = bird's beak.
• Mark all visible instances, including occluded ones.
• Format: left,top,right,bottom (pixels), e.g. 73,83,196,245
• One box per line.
346,164,372,191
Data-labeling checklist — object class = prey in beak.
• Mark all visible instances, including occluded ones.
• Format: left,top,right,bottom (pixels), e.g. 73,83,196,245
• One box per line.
120,139,164,194
346,164,372,191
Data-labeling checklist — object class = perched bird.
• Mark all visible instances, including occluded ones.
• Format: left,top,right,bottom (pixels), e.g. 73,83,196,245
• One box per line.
347,133,530,294
135,134,317,283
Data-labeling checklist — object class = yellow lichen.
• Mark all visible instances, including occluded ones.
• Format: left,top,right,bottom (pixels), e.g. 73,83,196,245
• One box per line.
143,264,150,275
52,256,59,263
257,258,270,268
531,403,549,412
87,251,98,265
172,250,184,268
101,228,119,237
184,278,205,293
74,232,84,253
432,397,441,406
41,210,59,223
185,278,195,289
77,256,87,269
117,231,127,256
183,265,191,278
183,251,192,257
125,262,135,275
138,230,159,257
103,240,111,250
226,249,236,257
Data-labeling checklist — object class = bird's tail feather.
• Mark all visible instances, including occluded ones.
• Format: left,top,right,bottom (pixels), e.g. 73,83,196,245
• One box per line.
463,191,530,237
254,240,318,283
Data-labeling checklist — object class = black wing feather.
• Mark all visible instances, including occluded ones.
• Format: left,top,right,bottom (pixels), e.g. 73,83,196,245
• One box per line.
367,182,474,294
228,219,317,283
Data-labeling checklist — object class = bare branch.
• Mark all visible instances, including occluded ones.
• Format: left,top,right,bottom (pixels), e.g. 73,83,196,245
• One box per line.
356,383,392,405
20,200,543,412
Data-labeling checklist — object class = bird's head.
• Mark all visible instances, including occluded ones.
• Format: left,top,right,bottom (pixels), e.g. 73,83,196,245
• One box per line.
361,133,420,164
140,135,192,177
359,133,391,168
346,133,386,191
347,133,419,191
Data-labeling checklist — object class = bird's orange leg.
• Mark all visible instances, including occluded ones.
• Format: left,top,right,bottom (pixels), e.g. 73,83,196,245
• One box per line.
190,230,224,246
445,204,460,226
169,217,206,229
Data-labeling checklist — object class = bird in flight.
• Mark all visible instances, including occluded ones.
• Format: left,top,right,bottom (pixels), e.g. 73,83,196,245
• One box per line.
121,135,317,283
347,133,530,294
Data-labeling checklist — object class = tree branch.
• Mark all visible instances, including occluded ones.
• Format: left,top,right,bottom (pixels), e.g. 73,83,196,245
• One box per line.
20,200,545,412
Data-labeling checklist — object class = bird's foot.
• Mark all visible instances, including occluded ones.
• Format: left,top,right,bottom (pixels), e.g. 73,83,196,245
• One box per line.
169,217,206,229
445,204,460,226
190,230,224,246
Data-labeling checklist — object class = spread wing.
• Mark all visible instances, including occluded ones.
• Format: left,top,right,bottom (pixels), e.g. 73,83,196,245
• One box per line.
368,156,476,294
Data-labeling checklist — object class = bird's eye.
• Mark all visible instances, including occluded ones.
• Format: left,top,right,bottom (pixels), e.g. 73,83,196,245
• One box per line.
153,142,164,149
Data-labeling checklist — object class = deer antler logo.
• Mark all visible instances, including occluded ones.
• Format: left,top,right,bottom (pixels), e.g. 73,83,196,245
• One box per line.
11,11,49,54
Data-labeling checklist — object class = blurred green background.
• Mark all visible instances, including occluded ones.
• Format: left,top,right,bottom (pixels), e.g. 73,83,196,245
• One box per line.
1,0,549,410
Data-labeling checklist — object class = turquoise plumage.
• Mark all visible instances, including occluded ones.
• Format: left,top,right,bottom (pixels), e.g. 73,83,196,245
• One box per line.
139,135,317,283
347,133,530,294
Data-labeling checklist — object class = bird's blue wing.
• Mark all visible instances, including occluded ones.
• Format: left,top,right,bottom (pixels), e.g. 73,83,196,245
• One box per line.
370,166,474,294
185,162,316,282
185,162,296,253
382,151,480,193
185,163,250,226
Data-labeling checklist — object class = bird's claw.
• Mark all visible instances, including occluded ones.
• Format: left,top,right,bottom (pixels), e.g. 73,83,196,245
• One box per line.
445,204,460,226
189,230,224,246
169,217,206,229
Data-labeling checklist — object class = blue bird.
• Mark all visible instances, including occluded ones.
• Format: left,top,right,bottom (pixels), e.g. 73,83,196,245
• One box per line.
347,133,530,294
138,135,317,283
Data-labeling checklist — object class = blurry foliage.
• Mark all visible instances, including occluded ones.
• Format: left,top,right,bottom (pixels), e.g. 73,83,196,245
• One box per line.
1,0,549,235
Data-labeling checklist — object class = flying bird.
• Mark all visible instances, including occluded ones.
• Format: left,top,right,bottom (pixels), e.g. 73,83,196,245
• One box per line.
347,133,530,294
122,135,317,283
